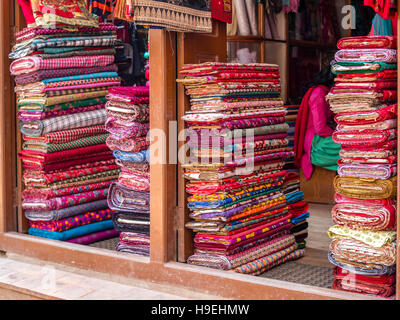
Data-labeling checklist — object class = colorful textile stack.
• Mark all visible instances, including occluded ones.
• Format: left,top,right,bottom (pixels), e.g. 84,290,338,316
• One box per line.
327,35,397,298
178,62,305,275
105,86,150,257
284,105,300,170
11,3,122,244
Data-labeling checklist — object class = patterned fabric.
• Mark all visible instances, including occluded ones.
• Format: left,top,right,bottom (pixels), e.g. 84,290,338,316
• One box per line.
20,109,107,137
23,133,109,153
107,182,150,213
337,36,397,49
106,135,149,152
29,208,114,232
328,225,396,248
105,117,149,139
334,176,396,199
28,219,114,241
335,49,397,63
10,55,115,75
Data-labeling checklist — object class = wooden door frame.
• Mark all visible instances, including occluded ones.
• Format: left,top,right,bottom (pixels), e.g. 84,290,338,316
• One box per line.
0,0,393,300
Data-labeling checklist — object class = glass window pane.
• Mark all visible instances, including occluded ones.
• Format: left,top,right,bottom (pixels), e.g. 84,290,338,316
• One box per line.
228,42,261,63
227,0,259,36
264,41,288,102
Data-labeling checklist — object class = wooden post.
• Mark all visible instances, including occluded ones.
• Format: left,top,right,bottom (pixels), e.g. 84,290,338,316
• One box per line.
149,29,177,263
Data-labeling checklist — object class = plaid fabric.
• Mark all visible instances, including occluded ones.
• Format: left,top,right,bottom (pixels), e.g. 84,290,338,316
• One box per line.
23,133,109,153
23,125,107,144
10,55,115,75
19,109,107,137
45,86,114,97
39,48,116,59
10,36,117,59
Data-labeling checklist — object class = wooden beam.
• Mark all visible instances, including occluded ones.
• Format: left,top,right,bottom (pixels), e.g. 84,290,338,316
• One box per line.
0,0,17,233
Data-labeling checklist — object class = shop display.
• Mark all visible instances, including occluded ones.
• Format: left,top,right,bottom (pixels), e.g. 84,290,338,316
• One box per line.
10,3,121,243
179,62,307,274
327,35,397,299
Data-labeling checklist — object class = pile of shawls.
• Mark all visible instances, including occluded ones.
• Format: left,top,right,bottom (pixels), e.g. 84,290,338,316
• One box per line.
327,35,397,298
105,86,150,257
179,62,305,274
12,2,121,244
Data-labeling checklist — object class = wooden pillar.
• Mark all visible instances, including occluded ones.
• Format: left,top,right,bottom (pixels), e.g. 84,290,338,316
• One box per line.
149,29,177,263
0,0,17,233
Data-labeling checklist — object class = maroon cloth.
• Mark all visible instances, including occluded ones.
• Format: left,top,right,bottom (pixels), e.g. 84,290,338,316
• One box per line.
211,0,232,23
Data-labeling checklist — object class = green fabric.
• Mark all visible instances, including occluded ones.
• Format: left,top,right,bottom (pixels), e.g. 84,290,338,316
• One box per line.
296,240,306,249
23,134,109,153
310,135,341,171
331,61,397,74
18,97,107,112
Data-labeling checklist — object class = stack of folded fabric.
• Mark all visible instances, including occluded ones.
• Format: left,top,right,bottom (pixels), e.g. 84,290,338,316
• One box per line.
105,86,150,257
178,62,305,274
327,35,397,298
11,3,122,244
284,105,300,170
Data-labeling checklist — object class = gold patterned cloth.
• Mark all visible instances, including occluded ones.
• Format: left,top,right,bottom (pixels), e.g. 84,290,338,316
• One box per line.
328,225,396,248
333,176,397,199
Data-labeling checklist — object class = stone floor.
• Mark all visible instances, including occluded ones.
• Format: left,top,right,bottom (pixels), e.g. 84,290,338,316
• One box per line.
0,254,223,300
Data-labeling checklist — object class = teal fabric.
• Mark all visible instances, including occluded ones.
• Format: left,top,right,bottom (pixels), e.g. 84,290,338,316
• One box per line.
28,219,113,241
372,13,393,36
310,135,341,171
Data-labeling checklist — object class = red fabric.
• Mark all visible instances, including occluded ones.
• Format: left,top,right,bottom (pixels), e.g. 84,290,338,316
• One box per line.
17,0,36,25
293,85,328,168
337,36,397,49
334,104,397,125
364,0,397,19
211,0,232,23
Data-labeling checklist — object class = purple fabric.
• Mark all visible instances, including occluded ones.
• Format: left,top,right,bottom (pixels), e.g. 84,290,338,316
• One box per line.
66,228,119,245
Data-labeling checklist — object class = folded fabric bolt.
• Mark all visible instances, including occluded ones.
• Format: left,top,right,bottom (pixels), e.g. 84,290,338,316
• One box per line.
28,219,114,241
334,104,397,125
337,164,396,180
22,133,109,153
331,61,397,74
334,49,397,63
291,212,310,225
116,242,150,256
187,234,296,270
332,267,395,298
332,202,395,231
106,135,149,153
107,182,150,213
112,212,150,234
67,228,119,245
18,96,107,112
328,225,396,248
337,36,397,49
113,149,149,163
234,245,305,275
329,238,396,267
22,124,107,144
332,129,396,146
19,109,107,137
10,55,115,75
24,199,109,221
334,176,396,199
105,117,149,139
29,208,114,232
22,188,109,211
14,64,118,86
336,119,397,132
328,252,396,276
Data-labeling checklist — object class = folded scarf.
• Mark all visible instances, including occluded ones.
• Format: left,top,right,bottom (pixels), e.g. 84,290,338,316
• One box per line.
112,212,150,234
337,164,396,180
328,252,396,276
29,208,114,232
22,133,109,153
67,228,119,245
332,202,395,231
107,182,150,213
10,55,114,75
187,234,296,270
334,176,396,199
332,267,395,298
337,36,396,49
22,188,109,211
19,109,107,137
328,225,396,248
24,199,109,221
22,124,107,144
334,49,397,63
234,245,305,275
14,64,118,86
28,219,114,241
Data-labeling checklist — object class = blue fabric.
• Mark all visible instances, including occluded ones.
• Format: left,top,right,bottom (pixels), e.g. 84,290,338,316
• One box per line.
291,212,310,225
328,252,396,275
113,149,149,163
28,219,114,241
286,191,304,204
372,13,393,36
43,72,119,84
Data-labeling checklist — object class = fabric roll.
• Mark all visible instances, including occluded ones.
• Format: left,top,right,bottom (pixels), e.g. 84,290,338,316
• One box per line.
107,182,150,213
112,212,150,234
67,228,119,245
333,176,397,199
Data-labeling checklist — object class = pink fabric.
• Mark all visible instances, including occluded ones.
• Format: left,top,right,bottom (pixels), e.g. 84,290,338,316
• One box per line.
301,86,334,180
